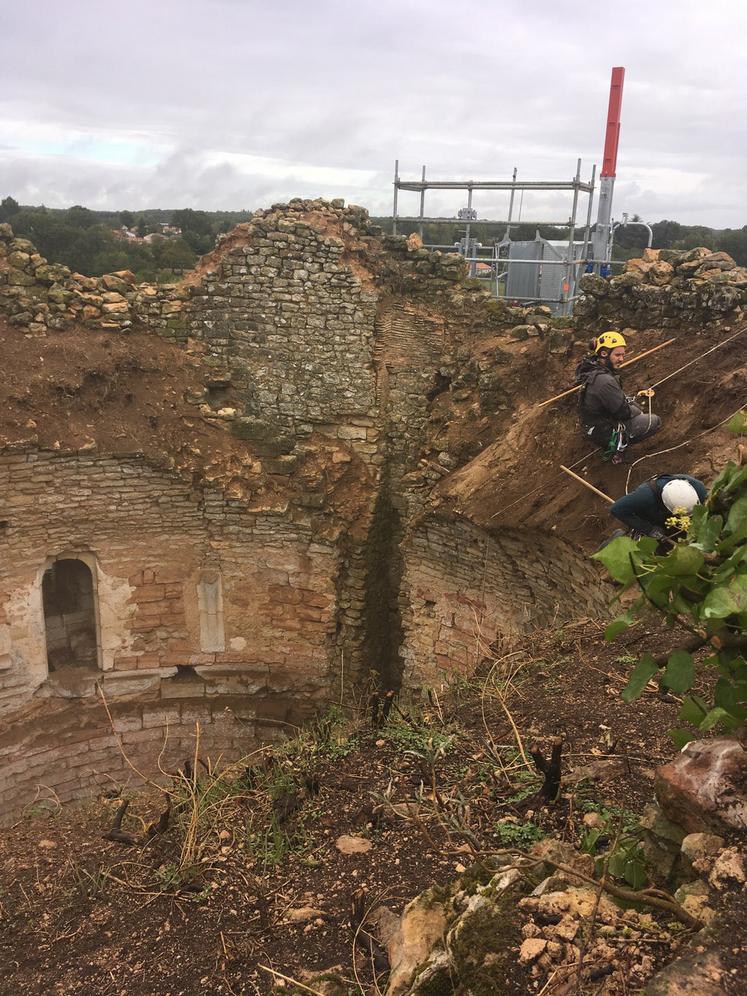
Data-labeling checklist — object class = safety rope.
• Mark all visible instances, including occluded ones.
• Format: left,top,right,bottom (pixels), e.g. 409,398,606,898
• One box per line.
624,401,747,494
647,326,745,391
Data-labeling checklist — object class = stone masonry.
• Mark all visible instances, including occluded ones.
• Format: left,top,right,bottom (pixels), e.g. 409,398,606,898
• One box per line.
0,200,608,818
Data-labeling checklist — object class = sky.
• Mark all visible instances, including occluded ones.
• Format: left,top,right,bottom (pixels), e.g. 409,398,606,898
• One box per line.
1,0,745,228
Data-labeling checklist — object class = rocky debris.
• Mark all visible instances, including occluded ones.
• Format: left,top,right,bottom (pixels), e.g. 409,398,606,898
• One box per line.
644,947,726,995
334,834,372,855
378,837,684,995
383,886,452,995
576,245,747,328
708,848,746,890
680,832,725,876
655,737,747,835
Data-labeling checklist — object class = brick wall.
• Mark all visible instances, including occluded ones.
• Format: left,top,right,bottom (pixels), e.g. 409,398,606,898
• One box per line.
400,516,609,687
0,201,613,818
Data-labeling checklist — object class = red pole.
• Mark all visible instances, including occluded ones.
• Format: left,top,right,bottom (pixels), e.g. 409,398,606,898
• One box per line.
601,67,625,178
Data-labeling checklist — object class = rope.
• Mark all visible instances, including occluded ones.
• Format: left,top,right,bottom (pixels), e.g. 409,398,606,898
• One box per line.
624,401,747,494
647,326,745,391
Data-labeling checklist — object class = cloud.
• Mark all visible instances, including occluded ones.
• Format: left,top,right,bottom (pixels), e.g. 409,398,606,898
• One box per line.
0,0,744,228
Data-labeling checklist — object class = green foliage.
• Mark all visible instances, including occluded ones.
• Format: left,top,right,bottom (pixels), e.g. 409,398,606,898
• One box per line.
597,443,747,741
579,802,647,890
494,819,544,848
5,201,253,281
379,720,455,759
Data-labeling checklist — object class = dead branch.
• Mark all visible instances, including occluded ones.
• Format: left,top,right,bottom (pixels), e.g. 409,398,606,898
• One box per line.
103,799,136,845
529,737,564,803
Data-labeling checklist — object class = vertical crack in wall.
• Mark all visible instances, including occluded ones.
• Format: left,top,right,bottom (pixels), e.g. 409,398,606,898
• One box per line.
361,462,405,691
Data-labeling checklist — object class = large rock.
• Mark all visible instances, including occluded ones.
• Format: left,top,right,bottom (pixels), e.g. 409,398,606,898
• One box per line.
384,887,451,995
655,737,747,834
645,948,725,995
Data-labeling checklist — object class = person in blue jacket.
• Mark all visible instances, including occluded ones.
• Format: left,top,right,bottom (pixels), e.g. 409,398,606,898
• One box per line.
609,474,708,541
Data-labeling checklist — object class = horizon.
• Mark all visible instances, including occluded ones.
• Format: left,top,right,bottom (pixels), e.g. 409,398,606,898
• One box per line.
2,1,745,229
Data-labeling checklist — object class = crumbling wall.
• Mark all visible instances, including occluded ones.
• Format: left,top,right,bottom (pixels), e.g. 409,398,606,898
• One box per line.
575,247,746,330
0,200,612,817
400,516,609,687
0,451,338,710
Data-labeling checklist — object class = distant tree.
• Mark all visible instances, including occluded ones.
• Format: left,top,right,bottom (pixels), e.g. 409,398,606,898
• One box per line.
0,195,20,222
119,210,135,229
67,205,96,229
136,218,149,238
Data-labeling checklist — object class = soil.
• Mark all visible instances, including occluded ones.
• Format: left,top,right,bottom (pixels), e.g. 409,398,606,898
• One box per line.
1,619,743,995
0,314,373,528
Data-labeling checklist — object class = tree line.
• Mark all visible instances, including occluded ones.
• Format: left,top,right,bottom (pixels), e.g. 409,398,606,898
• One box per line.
0,197,253,282
1,195,744,279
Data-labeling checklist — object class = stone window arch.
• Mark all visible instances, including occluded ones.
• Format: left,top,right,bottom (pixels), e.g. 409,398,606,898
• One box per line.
41,554,102,672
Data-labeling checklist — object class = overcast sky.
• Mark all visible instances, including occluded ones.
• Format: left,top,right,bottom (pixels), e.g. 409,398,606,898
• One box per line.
1,1,745,227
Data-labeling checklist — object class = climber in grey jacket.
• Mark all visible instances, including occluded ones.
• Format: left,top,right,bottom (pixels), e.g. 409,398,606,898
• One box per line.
575,331,662,462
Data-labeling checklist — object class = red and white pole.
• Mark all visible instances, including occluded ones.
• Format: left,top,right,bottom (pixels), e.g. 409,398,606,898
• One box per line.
593,67,625,269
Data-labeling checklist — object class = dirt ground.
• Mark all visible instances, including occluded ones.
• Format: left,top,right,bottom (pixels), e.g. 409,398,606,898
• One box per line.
1,619,743,995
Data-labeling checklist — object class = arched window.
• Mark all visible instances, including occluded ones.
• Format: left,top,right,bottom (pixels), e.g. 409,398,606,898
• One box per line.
42,558,99,671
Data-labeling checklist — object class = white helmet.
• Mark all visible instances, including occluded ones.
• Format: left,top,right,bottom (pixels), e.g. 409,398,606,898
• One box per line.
661,479,701,514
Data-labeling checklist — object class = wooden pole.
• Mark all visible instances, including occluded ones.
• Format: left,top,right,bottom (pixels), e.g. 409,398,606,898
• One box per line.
559,465,615,504
536,337,676,409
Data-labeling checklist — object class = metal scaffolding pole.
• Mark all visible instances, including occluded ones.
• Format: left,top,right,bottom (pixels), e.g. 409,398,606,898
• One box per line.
563,158,581,316
418,165,426,240
506,167,518,231
392,159,399,236
581,163,597,263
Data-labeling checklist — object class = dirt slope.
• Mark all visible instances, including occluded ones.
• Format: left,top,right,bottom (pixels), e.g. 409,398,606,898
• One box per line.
431,321,747,547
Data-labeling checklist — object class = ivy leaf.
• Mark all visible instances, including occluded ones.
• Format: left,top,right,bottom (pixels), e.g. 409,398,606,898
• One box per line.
691,510,722,553
661,545,705,578
607,852,626,880
699,706,731,731
663,651,694,693
679,695,708,726
669,728,696,749
621,654,658,703
726,496,747,535
624,858,647,890
592,537,639,585
702,575,747,618
605,612,634,641
727,410,747,435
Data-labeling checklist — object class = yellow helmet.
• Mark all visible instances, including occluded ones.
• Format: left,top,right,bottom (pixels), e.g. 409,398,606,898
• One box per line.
595,331,627,353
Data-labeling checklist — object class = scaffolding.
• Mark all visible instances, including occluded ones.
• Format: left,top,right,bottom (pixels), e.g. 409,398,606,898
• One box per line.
391,159,606,315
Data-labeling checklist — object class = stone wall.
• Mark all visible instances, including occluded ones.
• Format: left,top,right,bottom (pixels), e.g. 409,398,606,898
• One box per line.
0,200,609,817
575,247,747,330
0,451,338,707
400,516,609,687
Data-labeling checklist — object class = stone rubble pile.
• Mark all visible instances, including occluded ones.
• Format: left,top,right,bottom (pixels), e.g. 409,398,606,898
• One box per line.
0,222,189,335
576,246,747,329
365,734,746,995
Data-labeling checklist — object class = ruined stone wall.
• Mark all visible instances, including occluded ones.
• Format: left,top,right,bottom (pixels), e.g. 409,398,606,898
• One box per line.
400,517,609,687
0,687,288,823
576,247,747,330
0,201,612,817
0,451,338,711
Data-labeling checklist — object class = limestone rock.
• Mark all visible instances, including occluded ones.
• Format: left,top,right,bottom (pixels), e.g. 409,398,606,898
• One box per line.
644,948,725,995
385,888,451,995
335,834,372,855
680,832,724,875
519,937,547,962
655,737,747,834
708,847,746,889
